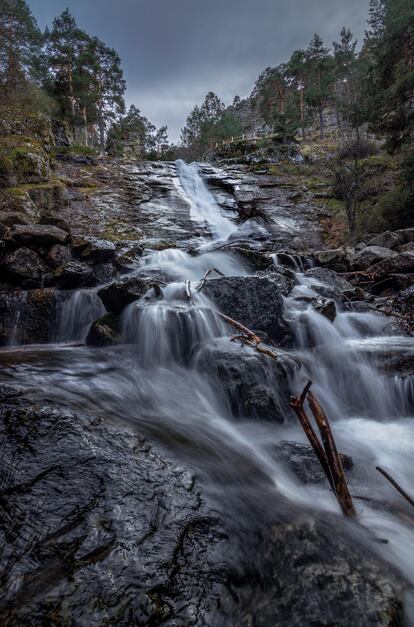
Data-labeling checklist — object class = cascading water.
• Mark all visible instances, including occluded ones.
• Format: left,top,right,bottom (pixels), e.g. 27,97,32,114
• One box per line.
2,161,414,620
175,159,236,242
54,288,105,342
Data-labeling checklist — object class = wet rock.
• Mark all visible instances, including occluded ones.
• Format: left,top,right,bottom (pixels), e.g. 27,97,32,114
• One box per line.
271,440,353,484
86,312,121,346
0,288,55,345
233,246,273,271
395,286,414,316
197,341,299,421
313,247,354,272
51,261,93,289
312,297,336,322
0,397,405,625
367,230,403,250
98,275,157,313
246,517,404,627
352,246,397,271
399,242,414,253
305,267,354,292
367,252,414,280
79,237,116,262
0,398,229,625
395,227,414,244
46,244,73,269
0,211,31,227
0,247,47,287
92,262,115,285
38,212,71,233
4,223,69,248
203,275,288,342
114,240,144,269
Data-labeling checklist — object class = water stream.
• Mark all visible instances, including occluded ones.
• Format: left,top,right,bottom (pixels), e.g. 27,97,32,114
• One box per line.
2,161,414,613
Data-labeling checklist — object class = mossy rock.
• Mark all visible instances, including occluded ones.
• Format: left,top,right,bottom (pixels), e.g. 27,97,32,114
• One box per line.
86,313,121,347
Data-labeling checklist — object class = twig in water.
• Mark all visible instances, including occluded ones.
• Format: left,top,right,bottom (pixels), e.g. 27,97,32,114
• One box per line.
196,268,225,292
376,466,414,510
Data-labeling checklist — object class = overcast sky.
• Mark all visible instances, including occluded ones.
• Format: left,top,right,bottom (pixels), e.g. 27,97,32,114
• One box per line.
28,0,370,142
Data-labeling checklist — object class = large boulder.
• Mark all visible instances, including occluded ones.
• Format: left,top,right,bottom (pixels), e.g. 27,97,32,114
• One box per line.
0,392,405,626
203,275,288,342
351,246,397,271
312,247,355,272
196,340,299,422
367,252,414,280
79,236,116,262
4,223,69,248
396,227,414,244
0,247,47,287
98,275,157,313
0,288,55,345
50,261,93,289
0,211,31,227
367,230,403,250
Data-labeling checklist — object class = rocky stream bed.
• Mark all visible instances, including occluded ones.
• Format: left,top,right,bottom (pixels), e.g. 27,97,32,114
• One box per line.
0,158,413,625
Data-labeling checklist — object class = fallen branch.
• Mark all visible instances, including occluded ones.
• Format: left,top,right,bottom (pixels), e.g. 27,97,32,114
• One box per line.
376,466,414,510
308,391,356,517
196,268,225,292
219,313,278,360
218,312,263,345
290,381,355,517
290,382,334,491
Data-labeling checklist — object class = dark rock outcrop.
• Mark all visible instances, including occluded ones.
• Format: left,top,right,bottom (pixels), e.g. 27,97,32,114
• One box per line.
50,261,93,289
86,312,121,346
367,231,403,250
98,275,156,313
367,252,414,280
0,393,405,626
352,246,397,271
1,247,47,287
4,223,69,247
197,341,299,421
203,275,288,342
46,244,73,269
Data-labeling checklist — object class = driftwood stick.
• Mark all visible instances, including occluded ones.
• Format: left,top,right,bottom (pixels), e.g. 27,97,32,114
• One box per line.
218,312,263,345
376,466,414,510
307,391,356,517
230,332,278,361
196,268,225,292
290,382,334,491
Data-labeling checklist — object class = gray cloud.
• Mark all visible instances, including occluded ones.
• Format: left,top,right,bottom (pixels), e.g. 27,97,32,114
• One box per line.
29,0,370,141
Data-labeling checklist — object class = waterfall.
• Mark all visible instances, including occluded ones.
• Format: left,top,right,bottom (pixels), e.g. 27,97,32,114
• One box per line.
54,289,105,342
5,291,28,346
176,159,236,241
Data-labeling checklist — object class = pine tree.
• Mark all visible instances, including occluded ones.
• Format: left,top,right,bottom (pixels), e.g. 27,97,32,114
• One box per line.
0,0,43,96
287,50,308,138
305,34,334,139
45,10,88,123
332,28,358,130
369,0,414,150
83,36,125,154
